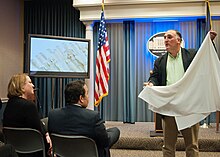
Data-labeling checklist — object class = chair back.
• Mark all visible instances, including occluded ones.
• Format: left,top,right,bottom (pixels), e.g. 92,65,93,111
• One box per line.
3,127,46,157
50,133,99,157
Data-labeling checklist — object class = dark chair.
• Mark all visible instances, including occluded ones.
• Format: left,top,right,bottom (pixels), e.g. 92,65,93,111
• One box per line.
0,142,18,157
2,127,46,157
50,133,98,157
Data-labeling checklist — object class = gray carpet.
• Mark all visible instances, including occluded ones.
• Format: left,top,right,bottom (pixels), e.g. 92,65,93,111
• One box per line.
110,150,220,157
105,121,220,156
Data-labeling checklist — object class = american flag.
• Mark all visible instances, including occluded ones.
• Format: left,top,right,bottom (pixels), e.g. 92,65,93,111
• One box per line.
94,3,110,106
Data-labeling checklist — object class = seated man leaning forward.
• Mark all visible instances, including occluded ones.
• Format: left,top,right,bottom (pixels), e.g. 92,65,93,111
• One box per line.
48,80,120,157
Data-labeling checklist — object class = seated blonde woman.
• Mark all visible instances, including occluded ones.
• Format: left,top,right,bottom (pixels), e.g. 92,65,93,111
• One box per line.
3,73,52,157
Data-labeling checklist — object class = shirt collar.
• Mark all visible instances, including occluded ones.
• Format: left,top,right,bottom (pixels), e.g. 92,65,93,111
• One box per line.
168,48,181,59
67,103,82,107
73,103,82,107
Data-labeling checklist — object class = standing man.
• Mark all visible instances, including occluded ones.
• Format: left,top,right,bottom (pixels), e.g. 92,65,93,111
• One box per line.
145,30,217,157
48,80,120,157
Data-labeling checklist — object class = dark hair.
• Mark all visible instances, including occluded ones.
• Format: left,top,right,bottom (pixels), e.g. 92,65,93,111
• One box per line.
65,80,86,105
175,30,182,42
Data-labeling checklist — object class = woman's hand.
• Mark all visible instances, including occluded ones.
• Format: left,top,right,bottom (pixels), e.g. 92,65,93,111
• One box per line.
45,132,53,156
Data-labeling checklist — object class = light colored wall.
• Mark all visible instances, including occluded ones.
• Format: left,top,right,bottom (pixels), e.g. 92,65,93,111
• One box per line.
73,0,220,21
0,0,24,100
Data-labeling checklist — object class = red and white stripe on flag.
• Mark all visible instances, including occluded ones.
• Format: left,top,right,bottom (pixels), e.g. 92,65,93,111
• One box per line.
94,4,110,106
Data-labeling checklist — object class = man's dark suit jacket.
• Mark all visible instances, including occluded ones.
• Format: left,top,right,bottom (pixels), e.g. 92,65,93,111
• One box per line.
48,104,109,157
149,48,196,86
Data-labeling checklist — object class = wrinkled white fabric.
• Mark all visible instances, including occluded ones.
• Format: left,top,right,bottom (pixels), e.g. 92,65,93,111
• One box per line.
139,33,220,130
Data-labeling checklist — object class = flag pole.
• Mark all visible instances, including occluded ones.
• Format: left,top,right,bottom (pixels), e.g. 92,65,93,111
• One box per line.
97,0,104,113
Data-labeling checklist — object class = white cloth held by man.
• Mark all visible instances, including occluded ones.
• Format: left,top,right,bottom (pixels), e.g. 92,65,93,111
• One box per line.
139,33,220,130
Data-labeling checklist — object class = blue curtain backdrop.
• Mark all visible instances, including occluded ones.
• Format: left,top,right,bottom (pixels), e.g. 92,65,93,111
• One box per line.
123,21,136,123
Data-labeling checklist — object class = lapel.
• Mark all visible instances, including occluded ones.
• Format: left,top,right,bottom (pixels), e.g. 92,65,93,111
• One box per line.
161,53,168,85
181,48,190,72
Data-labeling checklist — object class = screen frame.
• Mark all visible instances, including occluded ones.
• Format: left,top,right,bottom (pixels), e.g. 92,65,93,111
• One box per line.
27,34,90,78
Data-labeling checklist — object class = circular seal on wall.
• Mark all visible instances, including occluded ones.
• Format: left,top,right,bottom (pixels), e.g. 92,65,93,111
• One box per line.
147,32,185,57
